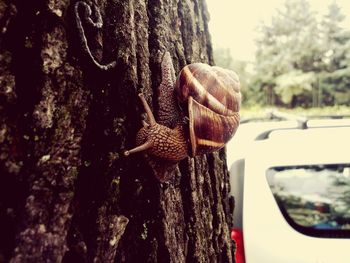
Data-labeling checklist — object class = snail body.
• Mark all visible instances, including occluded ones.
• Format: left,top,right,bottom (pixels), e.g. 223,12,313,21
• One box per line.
124,52,241,181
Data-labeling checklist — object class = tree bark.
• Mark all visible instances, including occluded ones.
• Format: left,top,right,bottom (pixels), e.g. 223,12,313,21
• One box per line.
0,0,234,262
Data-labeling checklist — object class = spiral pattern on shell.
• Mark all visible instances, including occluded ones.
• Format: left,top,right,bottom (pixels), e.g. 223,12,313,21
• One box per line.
175,63,241,156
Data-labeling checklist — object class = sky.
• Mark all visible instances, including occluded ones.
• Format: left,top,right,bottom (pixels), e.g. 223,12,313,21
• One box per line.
206,0,350,62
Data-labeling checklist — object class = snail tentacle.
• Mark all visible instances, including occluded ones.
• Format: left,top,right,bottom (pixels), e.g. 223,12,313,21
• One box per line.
125,51,241,182
138,93,156,125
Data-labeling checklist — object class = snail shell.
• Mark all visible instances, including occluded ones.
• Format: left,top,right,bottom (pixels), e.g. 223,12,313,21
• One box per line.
175,63,241,156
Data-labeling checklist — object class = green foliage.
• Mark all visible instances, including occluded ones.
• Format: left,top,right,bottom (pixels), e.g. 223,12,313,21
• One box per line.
252,0,350,108
275,71,315,104
320,68,350,104
213,0,350,109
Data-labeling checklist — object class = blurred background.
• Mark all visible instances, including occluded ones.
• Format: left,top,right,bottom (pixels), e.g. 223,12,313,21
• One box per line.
206,0,350,118
206,2,350,261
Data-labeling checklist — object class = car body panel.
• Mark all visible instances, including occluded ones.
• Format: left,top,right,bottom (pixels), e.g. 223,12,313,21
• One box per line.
229,124,350,263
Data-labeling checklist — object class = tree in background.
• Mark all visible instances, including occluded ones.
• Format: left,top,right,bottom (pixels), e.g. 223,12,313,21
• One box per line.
254,0,321,107
321,2,349,72
252,0,350,108
319,1,350,105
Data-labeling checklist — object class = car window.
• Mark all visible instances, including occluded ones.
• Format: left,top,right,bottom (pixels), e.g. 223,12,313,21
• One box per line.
266,164,350,238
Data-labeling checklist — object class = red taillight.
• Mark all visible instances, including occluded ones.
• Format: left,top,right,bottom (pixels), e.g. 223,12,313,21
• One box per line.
231,228,246,263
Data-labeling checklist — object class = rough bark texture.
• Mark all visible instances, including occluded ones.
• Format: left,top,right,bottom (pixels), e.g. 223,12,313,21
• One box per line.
0,0,234,262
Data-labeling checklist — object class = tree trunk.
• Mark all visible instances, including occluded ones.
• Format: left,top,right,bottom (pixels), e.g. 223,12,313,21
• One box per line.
0,0,234,262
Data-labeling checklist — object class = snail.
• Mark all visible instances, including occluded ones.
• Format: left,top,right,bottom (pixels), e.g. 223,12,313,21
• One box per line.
124,52,241,181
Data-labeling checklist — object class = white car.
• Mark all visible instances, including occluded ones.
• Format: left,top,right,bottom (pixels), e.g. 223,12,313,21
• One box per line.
227,115,350,263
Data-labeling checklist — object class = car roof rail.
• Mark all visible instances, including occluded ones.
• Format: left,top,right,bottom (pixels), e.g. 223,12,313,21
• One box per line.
240,109,350,140
256,110,350,140
253,110,308,140
241,110,350,124
267,109,308,129
240,109,308,126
